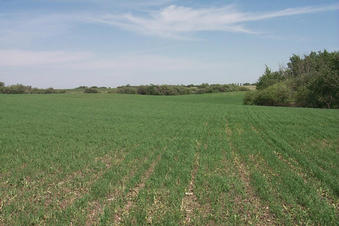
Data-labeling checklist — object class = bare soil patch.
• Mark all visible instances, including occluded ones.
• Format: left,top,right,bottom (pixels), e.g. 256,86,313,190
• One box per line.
181,152,200,224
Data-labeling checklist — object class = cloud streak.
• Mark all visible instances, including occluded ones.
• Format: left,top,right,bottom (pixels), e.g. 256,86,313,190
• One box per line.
87,3,339,39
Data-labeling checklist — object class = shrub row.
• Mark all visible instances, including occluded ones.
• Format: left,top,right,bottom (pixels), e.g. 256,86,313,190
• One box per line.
84,88,99,93
0,83,66,94
0,83,250,95
114,84,249,96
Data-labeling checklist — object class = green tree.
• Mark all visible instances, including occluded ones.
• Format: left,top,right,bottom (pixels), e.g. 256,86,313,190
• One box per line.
307,69,339,108
256,65,285,90
245,50,339,109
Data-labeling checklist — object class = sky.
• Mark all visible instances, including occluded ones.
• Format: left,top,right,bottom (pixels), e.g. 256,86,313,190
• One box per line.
0,0,338,88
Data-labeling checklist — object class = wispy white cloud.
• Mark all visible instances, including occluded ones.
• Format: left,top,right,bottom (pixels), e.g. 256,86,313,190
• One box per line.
86,5,254,39
2,3,338,44
87,3,339,39
244,4,339,21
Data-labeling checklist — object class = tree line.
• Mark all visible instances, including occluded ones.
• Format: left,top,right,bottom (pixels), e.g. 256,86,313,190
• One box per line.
0,83,250,95
0,83,66,94
114,84,249,95
244,50,339,109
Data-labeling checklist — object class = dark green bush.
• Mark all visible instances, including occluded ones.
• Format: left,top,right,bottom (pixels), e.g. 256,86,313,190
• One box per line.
136,85,149,95
243,91,255,105
117,86,137,94
29,88,66,94
305,70,339,108
1,84,30,94
84,88,98,93
0,82,4,93
157,85,179,95
44,88,55,94
253,82,291,106
238,86,250,91
76,86,88,89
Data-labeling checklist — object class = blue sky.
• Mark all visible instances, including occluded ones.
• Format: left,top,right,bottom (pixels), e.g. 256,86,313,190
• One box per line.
0,0,338,88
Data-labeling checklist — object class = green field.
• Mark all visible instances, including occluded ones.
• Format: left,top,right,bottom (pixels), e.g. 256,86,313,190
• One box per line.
0,92,338,225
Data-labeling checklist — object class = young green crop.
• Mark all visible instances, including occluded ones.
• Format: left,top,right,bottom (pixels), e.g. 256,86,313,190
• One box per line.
0,92,338,225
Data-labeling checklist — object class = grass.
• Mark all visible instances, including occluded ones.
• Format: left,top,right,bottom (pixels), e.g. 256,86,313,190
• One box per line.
0,92,338,225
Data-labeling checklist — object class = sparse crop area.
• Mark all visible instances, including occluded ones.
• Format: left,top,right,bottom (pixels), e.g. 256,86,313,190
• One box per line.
0,92,338,225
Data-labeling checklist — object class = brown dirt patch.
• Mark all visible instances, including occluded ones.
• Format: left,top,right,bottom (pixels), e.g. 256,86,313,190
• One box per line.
146,189,170,224
85,201,103,226
181,152,200,225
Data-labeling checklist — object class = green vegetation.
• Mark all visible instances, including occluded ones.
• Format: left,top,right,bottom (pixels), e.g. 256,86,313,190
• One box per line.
0,83,66,94
115,84,249,95
245,50,339,108
0,83,249,95
0,92,338,225
84,88,99,93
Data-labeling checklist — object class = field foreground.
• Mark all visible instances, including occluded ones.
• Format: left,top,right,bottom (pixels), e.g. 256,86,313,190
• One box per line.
0,92,338,225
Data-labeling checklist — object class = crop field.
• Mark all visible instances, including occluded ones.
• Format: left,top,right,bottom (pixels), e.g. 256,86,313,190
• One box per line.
0,92,338,225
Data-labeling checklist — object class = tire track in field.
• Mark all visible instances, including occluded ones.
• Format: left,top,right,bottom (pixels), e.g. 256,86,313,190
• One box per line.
181,151,200,224
225,119,275,224
3,151,124,214
45,153,125,210
114,154,162,224
86,145,169,225
39,153,127,225
250,123,307,181
232,152,275,224
85,154,147,226
247,115,313,221
2,152,126,225
252,109,334,172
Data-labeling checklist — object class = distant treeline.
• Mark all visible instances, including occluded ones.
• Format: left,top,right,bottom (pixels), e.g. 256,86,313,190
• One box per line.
0,83,251,95
0,83,66,94
244,50,339,109
114,84,250,95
